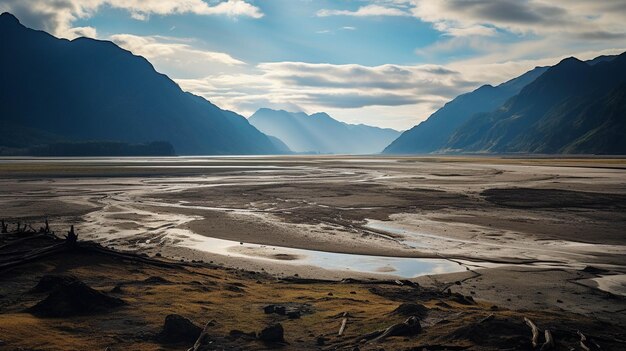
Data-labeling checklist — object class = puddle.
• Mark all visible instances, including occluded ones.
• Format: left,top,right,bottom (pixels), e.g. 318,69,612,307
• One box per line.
178,232,468,278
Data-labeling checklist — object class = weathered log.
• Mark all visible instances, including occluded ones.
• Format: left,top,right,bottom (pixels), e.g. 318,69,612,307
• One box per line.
0,243,67,270
540,329,554,350
375,316,421,342
478,313,494,324
64,225,78,245
338,312,348,336
0,234,50,251
359,316,421,343
524,317,540,348
39,219,50,234
188,320,216,351
577,330,591,351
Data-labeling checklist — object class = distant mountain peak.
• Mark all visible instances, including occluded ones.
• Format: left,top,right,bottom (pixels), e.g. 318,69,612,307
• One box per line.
309,112,332,119
0,12,21,26
555,56,587,69
249,108,400,154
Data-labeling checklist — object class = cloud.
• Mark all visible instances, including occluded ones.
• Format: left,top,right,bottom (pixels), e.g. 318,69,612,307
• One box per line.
317,1,626,40
111,34,244,65
173,44,626,130
317,4,409,17
411,0,626,39
175,61,474,122
0,0,263,39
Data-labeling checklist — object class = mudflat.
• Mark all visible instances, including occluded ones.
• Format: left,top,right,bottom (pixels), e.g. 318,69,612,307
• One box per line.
0,156,625,350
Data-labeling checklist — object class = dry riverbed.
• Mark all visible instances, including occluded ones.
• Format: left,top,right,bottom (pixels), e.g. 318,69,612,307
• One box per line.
0,156,625,350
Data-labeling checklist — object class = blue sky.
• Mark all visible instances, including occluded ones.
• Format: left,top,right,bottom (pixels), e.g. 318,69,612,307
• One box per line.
79,1,440,66
2,0,625,130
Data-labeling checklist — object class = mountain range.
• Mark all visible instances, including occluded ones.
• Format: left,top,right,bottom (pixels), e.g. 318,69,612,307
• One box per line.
384,53,626,155
2,11,625,156
249,109,400,154
0,12,285,156
445,55,626,154
383,66,548,154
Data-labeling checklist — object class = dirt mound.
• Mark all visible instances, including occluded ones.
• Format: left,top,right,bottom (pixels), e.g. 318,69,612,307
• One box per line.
450,293,476,305
446,317,530,348
143,276,171,284
157,314,202,344
259,323,284,343
29,274,80,293
27,278,125,317
390,303,429,319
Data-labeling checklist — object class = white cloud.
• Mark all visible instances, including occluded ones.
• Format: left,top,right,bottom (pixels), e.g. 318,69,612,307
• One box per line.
111,34,245,68
66,26,98,39
317,4,409,17
175,61,475,128
0,0,263,39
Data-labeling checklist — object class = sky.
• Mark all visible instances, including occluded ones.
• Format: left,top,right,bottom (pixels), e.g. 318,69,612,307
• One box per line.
2,0,625,130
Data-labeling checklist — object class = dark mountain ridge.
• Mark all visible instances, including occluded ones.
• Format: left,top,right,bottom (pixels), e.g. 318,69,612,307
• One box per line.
446,53,626,154
383,66,548,154
384,53,625,155
0,12,285,155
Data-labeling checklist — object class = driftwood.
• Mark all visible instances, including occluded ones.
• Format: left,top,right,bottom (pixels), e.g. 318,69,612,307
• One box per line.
359,316,421,343
0,224,183,271
0,234,51,251
578,330,591,351
338,312,348,336
188,320,215,351
39,219,50,234
478,313,494,324
0,242,67,270
65,225,78,245
524,317,540,348
540,329,554,350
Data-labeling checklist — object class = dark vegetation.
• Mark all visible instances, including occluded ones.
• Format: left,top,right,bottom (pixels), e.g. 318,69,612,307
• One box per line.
28,141,176,156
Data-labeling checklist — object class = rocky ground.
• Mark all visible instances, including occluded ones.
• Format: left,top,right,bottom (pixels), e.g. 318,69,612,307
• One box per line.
0,229,624,351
